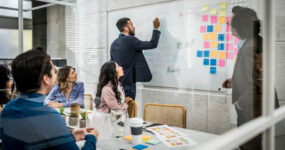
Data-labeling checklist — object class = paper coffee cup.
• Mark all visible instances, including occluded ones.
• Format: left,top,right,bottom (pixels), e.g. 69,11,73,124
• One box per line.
130,118,143,145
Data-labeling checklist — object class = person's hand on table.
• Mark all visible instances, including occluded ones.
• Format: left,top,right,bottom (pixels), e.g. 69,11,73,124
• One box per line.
47,101,63,108
72,128,99,141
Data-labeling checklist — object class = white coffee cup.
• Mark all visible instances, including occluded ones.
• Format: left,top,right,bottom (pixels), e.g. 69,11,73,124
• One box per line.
129,118,143,145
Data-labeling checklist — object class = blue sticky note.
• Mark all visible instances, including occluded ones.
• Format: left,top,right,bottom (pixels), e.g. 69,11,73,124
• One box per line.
210,59,217,66
218,34,225,41
204,50,210,57
203,59,209,65
197,50,203,57
132,144,148,150
207,25,214,32
218,43,224,50
210,67,216,74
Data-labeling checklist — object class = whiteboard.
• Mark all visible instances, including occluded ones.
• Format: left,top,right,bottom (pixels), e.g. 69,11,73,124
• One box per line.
108,0,248,91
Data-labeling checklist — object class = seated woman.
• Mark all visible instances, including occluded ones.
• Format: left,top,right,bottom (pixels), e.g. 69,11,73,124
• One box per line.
45,66,84,108
0,65,13,113
97,61,132,113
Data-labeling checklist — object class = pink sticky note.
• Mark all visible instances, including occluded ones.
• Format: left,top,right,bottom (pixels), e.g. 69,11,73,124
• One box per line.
226,17,231,23
204,41,210,48
226,25,231,32
226,34,232,41
234,38,240,44
200,26,206,33
211,16,217,23
226,43,233,50
227,52,233,59
218,60,225,67
202,15,208,22
234,48,238,55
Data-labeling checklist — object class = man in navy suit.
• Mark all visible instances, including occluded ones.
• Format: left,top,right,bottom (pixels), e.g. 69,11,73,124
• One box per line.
110,17,161,100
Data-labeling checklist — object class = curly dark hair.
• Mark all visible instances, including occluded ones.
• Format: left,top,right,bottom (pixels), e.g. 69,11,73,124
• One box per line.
96,61,121,104
0,65,11,105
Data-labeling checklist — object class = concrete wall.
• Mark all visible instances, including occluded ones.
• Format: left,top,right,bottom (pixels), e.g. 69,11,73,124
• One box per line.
45,0,285,135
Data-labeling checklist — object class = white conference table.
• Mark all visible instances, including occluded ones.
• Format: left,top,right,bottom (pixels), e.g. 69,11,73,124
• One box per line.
62,108,217,150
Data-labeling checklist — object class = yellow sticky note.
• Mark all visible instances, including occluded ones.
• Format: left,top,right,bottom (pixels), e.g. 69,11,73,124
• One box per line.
220,2,227,9
210,50,218,58
123,135,151,142
210,33,218,40
204,33,210,41
214,25,221,32
219,16,226,24
219,9,226,16
219,51,226,59
202,5,208,12
211,41,218,48
210,8,217,15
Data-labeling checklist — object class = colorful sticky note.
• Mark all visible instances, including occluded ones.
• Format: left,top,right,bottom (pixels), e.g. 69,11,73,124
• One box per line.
214,25,221,32
218,43,225,50
226,25,231,32
210,33,218,40
204,33,210,40
204,51,210,57
211,16,218,23
146,139,161,145
219,51,226,59
202,15,208,22
218,34,225,41
210,8,217,15
220,2,227,9
207,25,214,32
218,60,225,67
210,59,217,66
226,17,231,23
226,52,233,59
202,5,209,12
234,38,240,44
132,144,148,150
203,59,209,65
218,16,226,24
234,48,238,55
204,41,210,48
200,26,206,33
219,9,226,16
210,67,216,74
210,50,218,58
226,43,233,50
197,50,203,57
226,34,232,41
211,41,218,48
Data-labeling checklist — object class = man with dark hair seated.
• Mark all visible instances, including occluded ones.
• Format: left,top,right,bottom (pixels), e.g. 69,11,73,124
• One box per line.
0,48,98,150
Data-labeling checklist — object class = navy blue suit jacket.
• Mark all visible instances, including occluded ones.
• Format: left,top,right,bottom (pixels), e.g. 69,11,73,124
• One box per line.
110,30,161,85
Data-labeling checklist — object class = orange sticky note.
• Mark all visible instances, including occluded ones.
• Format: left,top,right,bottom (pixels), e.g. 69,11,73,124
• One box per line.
219,51,226,59
214,25,221,32
123,135,151,142
204,33,210,41
210,33,218,40
219,16,226,24
210,50,218,58
210,41,218,48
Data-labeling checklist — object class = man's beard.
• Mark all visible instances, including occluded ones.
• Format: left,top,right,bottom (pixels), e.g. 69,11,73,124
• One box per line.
129,30,135,36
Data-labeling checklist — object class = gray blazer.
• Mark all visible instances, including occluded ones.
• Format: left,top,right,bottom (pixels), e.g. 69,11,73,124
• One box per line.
232,38,255,110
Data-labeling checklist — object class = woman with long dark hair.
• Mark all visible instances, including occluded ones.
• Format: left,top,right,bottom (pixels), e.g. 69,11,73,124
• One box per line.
97,61,131,113
0,65,13,113
45,66,85,108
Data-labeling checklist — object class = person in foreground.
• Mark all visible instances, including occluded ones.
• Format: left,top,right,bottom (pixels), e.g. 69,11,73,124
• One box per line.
97,61,132,113
0,65,13,114
45,66,85,108
0,48,98,150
